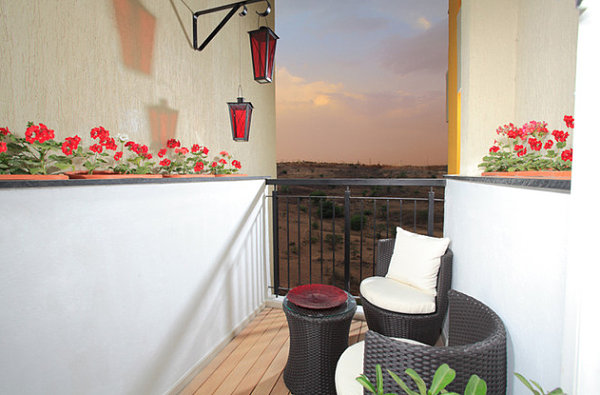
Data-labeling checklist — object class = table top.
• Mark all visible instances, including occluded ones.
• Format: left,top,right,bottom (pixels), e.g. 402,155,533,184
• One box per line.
283,289,356,318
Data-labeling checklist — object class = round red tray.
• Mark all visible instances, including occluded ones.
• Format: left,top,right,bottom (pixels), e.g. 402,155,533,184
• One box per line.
286,284,348,310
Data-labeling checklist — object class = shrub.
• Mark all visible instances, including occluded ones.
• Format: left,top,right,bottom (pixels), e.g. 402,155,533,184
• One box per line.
350,213,364,231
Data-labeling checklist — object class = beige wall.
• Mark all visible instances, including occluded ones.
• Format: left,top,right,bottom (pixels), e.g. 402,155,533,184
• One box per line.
459,0,578,175
0,0,276,177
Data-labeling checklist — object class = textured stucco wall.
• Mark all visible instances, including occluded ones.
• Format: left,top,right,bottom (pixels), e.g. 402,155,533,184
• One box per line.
458,0,578,175
0,0,276,177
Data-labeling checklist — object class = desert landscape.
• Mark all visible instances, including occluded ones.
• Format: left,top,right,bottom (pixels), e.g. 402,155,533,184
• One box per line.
273,161,447,295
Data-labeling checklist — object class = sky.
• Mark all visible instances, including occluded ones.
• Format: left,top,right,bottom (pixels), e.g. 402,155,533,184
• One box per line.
275,0,449,166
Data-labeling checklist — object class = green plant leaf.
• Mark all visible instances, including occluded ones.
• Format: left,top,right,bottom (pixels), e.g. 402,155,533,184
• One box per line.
388,370,419,395
547,388,566,395
514,373,541,395
356,375,377,394
429,364,456,395
377,365,384,394
464,375,487,395
531,380,545,394
405,369,427,395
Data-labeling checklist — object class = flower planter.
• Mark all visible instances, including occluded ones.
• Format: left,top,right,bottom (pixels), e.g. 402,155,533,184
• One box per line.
0,174,68,180
482,171,571,179
65,171,162,179
162,174,214,178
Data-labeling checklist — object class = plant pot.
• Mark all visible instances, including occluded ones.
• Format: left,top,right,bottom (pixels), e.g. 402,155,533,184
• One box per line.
0,174,69,180
481,171,571,179
162,174,214,178
65,171,162,179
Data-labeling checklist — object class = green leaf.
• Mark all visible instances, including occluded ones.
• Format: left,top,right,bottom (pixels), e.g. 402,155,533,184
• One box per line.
430,364,456,395
464,375,487,395
405,369,427,395
547,388,566,395
531,380,545,394
388,370,419,395
356,375,377,394
377,365,384,394
514,373,540,395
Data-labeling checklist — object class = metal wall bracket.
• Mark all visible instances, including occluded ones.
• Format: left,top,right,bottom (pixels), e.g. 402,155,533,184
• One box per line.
193,0,271,51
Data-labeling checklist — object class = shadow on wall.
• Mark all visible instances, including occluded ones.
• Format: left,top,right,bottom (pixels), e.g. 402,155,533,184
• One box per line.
148,99,178,149
113,0,156,74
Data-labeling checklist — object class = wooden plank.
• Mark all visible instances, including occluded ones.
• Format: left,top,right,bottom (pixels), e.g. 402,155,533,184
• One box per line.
194,308,279,394
357,320,367,342
233,311,288,394
250,337,290,395
215,310,288,394
268,371,290,395
180,308,272,395
348,319,363,345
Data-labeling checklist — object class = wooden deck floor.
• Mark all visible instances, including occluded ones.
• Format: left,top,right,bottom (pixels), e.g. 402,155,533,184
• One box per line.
179,307,368,395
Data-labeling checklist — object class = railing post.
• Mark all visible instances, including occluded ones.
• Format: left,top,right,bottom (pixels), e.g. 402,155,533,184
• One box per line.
427,187,435,236
344,187,351,292
272,187,280,296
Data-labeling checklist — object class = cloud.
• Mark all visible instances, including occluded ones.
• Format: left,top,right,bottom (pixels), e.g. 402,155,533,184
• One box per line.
379,19,448,76
416,17,432,30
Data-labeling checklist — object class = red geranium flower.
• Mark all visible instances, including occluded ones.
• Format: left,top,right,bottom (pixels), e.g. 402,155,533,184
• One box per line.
166,139,180,148
114,151,123,161
191,144,200,153
25,123,55,144
0,127,10,136
90,126,110,143
0,142,7,153
220,151,228,156
218,158,227,165
145,153,153,160
61,135,81,156
159,158,171,167
514,144,524,152
103,137,117,151
517,148,527,157
175,147,189,155
89,144,103,154
211,161,217,168
158,148,167,158
544,140,554,150
552,130,569,143
528,137,542,151
564,115,574,129
232,160,241,169
202,146,209,155
194,161,204,172
561,149,573,162
489,146,500,153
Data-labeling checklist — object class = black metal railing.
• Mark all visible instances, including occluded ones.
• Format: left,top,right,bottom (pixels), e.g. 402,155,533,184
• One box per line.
266,178,446,297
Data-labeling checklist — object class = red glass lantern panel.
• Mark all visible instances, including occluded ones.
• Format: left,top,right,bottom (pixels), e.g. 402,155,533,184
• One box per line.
227,97,253,141
248,26,279,84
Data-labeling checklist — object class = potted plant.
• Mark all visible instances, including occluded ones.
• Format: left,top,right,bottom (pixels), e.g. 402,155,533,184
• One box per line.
479,115,573,178
210,151,245,177
159,139,213,177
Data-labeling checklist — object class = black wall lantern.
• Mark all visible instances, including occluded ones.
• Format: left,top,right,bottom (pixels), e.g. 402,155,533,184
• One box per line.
228,97,253,141
248,26,279,83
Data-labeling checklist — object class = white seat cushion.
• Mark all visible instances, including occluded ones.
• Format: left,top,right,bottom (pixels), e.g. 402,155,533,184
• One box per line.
360,276,436,314
335,338,428,395
385,226,450,296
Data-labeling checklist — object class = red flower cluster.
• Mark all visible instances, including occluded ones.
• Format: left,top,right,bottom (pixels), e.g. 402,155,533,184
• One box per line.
159,158,171,167
175,147,189,155
489,146,500,153
552,129,569,143
191,144,200,153
158,148,167,158
25,123,55,144
166,139,181,148
61,135,81,156
528,137,542,151
211,161,217,168
90,126,117,152
0,127,10,136
232,160,241,169
114,151,123,161
125,141,152,159
544,140,553,150
218,158,227,165
202,146,209,155
561,149,573,162
564,115,574,128
194,161,204,172
0,142,7,153
220,150,229,156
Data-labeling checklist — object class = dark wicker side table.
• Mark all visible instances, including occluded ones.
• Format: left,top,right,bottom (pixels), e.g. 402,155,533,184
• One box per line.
283,290,357,395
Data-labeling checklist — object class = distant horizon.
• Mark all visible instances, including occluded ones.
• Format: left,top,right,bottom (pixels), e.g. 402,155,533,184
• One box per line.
275,1,448,166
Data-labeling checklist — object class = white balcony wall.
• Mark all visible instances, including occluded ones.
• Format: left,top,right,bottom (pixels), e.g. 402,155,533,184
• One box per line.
444,180,569,394
0,179,270,394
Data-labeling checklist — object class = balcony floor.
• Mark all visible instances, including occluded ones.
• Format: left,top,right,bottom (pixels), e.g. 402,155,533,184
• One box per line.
179,306,368,395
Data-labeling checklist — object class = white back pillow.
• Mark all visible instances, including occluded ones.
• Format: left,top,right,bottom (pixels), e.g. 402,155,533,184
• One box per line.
385,227,450,296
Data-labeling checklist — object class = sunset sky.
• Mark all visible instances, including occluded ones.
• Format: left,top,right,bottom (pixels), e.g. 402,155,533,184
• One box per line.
275,0,448,166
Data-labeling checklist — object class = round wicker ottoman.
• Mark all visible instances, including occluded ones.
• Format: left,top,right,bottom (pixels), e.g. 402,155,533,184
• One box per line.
283,291,357,395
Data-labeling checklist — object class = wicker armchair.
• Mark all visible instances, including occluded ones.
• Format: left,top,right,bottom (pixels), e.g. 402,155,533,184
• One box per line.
360,239,453,345
361,290,507,394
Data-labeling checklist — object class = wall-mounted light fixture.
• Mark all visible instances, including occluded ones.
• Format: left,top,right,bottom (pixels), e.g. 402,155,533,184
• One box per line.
248,26,279,83
227,97,253,141
192,0,272,52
